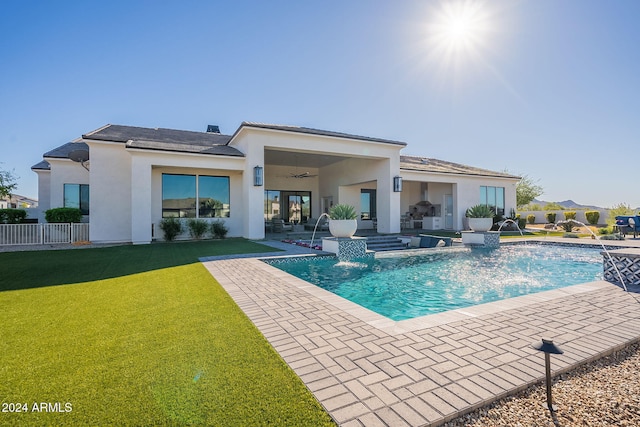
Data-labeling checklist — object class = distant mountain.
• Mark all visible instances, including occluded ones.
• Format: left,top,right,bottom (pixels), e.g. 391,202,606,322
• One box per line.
532,199,602,210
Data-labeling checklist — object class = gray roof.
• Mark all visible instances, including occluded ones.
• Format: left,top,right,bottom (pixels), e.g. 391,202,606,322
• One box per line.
125,139,245,156
83,124,244,157
31,160,51,171
400,155,521,179
235,122,408,147
42,142,89,159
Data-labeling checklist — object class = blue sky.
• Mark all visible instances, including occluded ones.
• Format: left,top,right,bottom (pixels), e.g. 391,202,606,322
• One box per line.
1,0,638,208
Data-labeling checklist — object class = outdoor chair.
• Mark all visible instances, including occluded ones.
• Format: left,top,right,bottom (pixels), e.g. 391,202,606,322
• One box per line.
272,219,293,233
400,215,409,230
615,215,640,238
304,217,328,231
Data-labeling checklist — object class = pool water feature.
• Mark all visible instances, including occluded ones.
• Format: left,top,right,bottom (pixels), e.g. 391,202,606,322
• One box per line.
268,244,603,321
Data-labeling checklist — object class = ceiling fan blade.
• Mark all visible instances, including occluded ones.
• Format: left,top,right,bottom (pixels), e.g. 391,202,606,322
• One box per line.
288,171,318,178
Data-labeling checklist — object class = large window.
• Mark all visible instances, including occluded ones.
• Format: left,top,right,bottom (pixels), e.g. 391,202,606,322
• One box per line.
198,176,230,218
162,174,229,218
64,184,89,215
360,189,376,220
480,186,505,215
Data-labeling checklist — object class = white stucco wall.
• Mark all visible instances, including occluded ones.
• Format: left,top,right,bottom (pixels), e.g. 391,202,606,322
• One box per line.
84,138,247,244
86,141,132,243
231,126,404,236
320,158,401,233
129,150,245,243
33,169,51,220
150,164,244,242
400,170,518,230
44,159,91,218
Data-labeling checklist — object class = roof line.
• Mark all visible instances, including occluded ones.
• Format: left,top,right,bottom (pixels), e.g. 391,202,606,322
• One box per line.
400,166,519,179
229,122,408,146
82,123,112,138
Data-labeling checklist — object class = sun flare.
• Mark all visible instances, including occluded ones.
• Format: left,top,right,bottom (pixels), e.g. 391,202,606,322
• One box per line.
427,0,492,58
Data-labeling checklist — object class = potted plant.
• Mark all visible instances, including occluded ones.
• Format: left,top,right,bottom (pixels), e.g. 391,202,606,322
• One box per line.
328,204,358,238
465,204,494,232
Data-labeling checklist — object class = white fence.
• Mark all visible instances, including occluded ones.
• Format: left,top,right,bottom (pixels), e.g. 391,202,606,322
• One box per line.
0,223,90,245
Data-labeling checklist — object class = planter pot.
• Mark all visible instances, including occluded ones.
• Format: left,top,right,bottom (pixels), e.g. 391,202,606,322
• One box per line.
329,219,357,238
468,218,493,232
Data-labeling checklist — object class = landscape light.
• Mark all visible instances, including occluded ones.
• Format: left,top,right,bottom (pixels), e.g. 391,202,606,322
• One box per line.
532,338,564,412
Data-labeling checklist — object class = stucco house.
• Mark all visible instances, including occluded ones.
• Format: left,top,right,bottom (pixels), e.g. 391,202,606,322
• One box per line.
32,122,520,244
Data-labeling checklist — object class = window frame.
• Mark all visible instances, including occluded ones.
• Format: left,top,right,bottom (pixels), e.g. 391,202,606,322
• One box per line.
63,183,90,215
360,189,377,220
161,173,230,219
479,185,505,216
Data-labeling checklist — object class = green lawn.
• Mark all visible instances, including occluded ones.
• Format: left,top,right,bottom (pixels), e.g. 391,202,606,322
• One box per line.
0,240,335,426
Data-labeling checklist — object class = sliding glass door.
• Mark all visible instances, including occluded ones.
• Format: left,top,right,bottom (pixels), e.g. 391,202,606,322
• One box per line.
264,190,311,223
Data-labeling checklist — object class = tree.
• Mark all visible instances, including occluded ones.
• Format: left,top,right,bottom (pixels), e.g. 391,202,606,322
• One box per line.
515,174,543,208
522,203,542,211
544,202,565,211
0,166,18,199
607,203,635,226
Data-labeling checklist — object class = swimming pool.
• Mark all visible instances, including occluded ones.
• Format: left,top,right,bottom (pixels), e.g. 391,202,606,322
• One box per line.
268,244,603,321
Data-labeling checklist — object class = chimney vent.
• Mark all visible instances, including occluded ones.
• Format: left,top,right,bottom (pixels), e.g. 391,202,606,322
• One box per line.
206,125,220,133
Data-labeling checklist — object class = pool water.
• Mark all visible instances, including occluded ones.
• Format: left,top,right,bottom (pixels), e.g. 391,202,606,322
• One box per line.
269,244,603,321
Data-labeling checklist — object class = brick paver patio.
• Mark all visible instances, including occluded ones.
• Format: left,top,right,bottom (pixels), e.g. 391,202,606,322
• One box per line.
202,240,640,426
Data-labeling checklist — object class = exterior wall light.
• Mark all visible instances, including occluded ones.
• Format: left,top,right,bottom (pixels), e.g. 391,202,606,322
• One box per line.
532,338,564,412
253,166,263,187
393,176,403,192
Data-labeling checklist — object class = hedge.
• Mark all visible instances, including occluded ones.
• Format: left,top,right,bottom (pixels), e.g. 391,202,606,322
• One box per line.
45,207,82,223
585,211,600,225
0,208,27,224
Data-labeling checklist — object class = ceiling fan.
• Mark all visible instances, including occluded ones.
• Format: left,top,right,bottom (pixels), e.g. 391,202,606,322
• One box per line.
289,171,317,179
286,154,317,178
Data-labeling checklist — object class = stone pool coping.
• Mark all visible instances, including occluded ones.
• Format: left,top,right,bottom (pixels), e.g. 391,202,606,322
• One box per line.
202,239,640,426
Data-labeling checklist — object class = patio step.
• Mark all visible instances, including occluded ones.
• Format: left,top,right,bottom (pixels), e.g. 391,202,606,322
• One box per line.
365,236,407,252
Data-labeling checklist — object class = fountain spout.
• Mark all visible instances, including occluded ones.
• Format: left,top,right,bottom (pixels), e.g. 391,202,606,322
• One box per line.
497,219,526,243
556,219,627,291
310,213,331,250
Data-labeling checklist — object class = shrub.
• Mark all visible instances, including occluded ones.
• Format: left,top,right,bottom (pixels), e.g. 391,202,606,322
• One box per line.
545,212,556,223
564,211,577,221
465,204,494,218
518,218,527,230
159,217,183,241
559,220,576,232
187,218,209,240
0,208,27,224
210,220,228,239
585,211,600,225
607,203,635,226
526,214,536,224
563,233,579,238
598,226,613,235
45,207,82,223
329,204,357,220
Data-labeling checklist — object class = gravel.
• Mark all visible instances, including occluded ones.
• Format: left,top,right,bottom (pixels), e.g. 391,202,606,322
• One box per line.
444,341,640,427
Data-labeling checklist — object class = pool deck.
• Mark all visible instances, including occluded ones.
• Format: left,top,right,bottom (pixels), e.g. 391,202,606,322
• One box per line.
202,237,640,426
